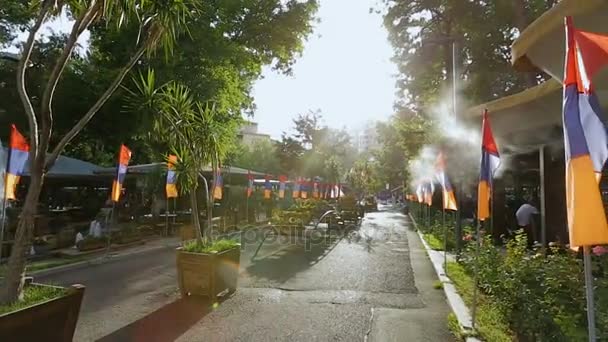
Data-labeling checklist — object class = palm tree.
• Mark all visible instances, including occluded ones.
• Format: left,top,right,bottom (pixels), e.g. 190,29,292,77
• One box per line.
1,0,201,305
130,71,240,243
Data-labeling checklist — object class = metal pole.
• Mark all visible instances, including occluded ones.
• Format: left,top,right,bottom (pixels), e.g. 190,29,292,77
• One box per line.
0,198,8,263
471,218,482,329
452,40,463,255
583,246,597,341
173,198,177,224
165,198,169,237
105,201,116,258
443,207,447,274
539,145,547,253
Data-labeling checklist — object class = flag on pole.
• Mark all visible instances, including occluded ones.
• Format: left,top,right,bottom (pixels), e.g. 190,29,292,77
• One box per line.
279,175,287,199
264,175,272,199
0,138,6,206
477,110,501,221
423,181,433,206
213,168,223,200
5,125,29,200
435,152,458,211
247,170,254,197
313,181,319,198
301,180,309,199
562,17,608,247
416,184,424,203
292,177,301,198
166,154,178,198
111,145,131,202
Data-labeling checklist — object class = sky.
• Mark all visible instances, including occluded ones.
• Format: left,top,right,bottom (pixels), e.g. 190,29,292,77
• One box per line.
251,0,397,138
6,0,398,139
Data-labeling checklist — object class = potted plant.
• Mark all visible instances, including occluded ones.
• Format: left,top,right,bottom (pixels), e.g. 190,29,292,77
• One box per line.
176,239,241,298
131,74,242,299
76,236,107,252
0,282,85,341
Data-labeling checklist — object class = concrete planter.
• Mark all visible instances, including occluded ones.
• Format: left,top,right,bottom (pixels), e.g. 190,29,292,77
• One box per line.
0,283,85,342
77,238,106,251
176,245,241,298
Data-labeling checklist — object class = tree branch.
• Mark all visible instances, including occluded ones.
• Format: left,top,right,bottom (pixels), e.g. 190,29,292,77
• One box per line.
47,43,147,170
16,1,52,159
39,2,101,163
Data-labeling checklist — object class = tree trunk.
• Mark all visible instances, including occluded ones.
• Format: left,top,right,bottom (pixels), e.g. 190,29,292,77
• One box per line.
189,187,203,244
0,166,44,304
200,175,211,240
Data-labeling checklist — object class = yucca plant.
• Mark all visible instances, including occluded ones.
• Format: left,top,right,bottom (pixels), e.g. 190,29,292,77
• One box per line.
128,70,241,244
2,0,201,305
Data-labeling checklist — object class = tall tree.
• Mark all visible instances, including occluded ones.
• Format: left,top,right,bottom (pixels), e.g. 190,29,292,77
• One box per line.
382,0,555,112
1,0,200,305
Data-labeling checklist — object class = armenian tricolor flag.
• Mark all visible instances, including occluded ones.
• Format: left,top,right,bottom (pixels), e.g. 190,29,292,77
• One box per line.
166,155,178,198
264,175,272,199
279,175,287,199
292,177,301,198
562,17,608,247
247,170,254,198
416,184,424,203
301,180,309,199
5,125,29,200
213,168,223,200
423,181,433,206
111,145,131,202
435,152,458,211
313,181,319,198
477,110,500,221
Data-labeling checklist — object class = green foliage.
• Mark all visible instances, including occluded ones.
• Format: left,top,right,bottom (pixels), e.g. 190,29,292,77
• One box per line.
232,139,281,174
432,280,443,290
182,239,239,254
446,262,513,342
458,232,605,341
0,285,66,315
423,233,444,251
381,0,553,111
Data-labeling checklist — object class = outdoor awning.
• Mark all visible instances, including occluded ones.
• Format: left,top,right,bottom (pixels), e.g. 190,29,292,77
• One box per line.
464,79,563,153
512,0,608,82
1,147,106,178
95,163,266,177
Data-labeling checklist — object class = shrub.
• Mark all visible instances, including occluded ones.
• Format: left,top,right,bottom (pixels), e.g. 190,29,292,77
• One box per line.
182,239,239,254
461,231,596,341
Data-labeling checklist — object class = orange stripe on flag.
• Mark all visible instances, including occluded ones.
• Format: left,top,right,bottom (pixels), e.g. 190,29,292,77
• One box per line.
567,156,608,247
5,174,20,200
443,190,458,211
111,180,122,202
477,181,490,221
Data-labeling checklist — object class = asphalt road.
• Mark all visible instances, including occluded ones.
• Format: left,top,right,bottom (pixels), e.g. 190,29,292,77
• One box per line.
42,206,454,342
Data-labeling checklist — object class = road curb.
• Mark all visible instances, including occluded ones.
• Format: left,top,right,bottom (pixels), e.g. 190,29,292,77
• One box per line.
408,214,482,342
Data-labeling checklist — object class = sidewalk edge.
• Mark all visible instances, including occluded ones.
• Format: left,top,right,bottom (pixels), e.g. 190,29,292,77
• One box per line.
408,213,481,342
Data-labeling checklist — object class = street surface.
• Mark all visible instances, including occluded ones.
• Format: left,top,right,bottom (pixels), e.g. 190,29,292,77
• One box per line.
41,206,454,341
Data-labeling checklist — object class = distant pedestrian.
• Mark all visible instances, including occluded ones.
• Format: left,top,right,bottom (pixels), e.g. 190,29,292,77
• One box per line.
515,200,539,247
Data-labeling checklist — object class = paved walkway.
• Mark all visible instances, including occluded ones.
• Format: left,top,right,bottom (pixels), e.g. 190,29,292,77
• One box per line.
42,206,454,341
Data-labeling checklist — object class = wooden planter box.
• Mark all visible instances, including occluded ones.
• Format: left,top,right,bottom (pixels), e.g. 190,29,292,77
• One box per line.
176,245,241,298
114,233,142,245
0,283,85,342
77,238,106,251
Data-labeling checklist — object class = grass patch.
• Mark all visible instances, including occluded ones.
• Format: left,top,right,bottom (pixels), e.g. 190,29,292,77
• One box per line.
0,256,87,278
183,239,240,254
432,280,444,290
0,285,66,315
446,261,513,342
423,233,444,250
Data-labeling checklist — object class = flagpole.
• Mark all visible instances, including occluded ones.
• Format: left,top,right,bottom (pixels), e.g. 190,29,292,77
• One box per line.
471,218,482,330
442,206,447,274
0,197,8,263
165,198,169,237
105,201,116,258
583,245,597,341
173,198,177,224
